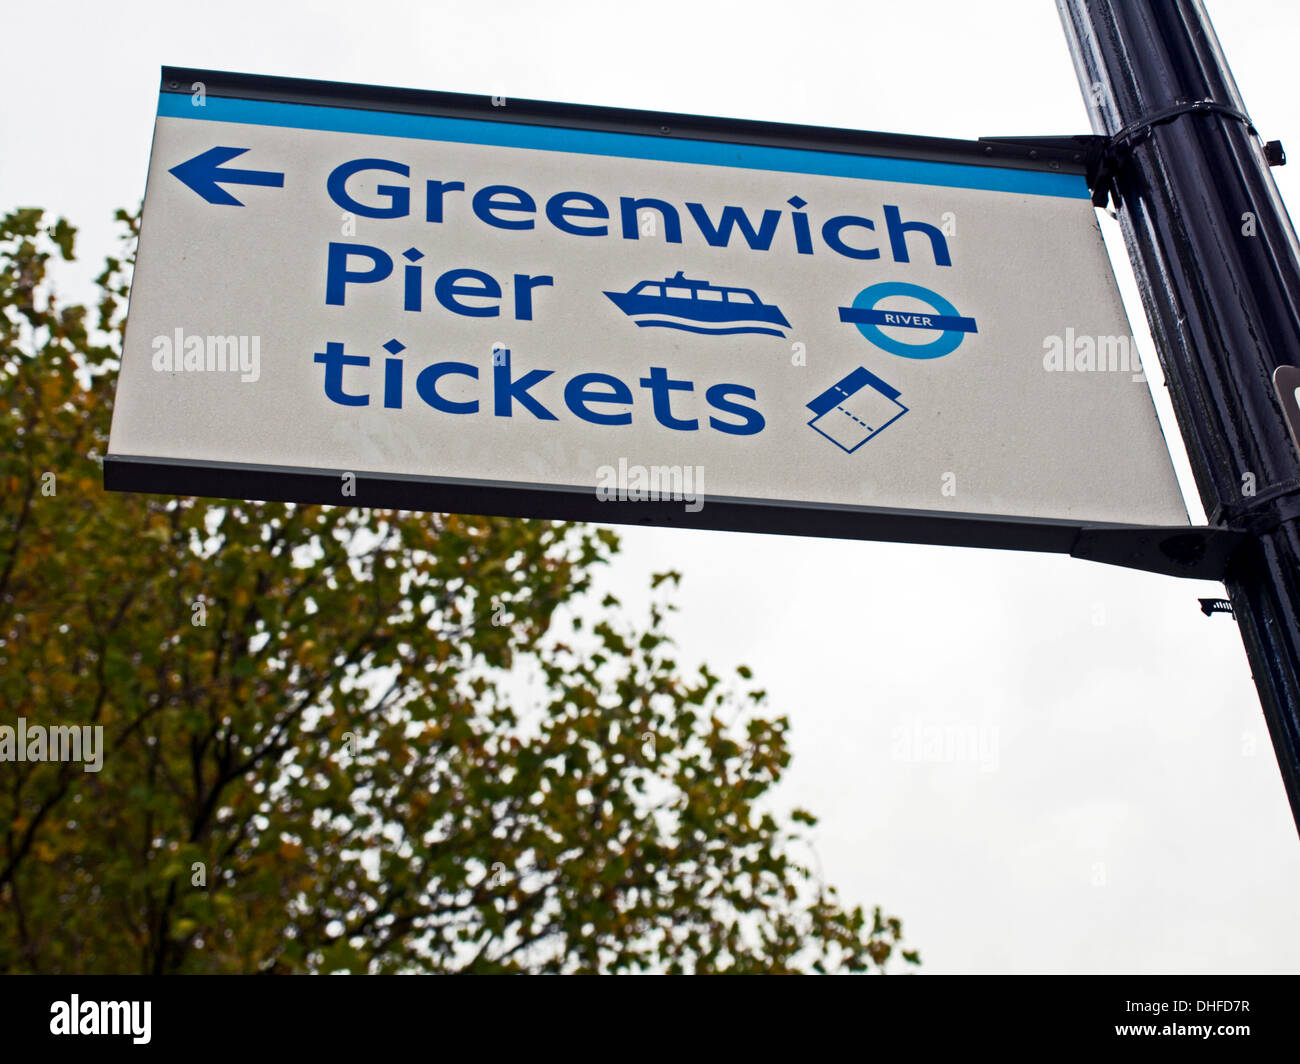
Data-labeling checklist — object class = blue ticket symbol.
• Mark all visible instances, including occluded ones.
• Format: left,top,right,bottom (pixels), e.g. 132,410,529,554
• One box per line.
807,367,908,453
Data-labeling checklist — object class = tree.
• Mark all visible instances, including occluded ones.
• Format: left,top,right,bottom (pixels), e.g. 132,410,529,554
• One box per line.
0,208,919,974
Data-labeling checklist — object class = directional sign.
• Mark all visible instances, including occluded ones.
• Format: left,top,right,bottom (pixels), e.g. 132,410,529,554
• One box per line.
167,146,285,205
106,68,1196,570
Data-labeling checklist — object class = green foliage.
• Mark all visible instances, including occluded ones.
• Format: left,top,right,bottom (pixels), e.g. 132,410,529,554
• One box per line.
0,209,918,974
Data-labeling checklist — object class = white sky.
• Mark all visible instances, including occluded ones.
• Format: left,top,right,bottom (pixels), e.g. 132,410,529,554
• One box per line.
4,0,1299,973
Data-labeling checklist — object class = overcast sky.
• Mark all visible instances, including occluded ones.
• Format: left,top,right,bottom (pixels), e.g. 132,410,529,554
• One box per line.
4,0,1299,973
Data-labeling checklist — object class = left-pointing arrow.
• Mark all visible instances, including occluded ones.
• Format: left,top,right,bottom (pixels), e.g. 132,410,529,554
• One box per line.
168,146,285,206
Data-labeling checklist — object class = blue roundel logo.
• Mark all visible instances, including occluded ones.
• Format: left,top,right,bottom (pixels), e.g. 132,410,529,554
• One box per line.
837,282,978,359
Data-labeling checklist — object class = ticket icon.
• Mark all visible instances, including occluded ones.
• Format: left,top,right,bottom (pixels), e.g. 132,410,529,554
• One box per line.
807,367,908,453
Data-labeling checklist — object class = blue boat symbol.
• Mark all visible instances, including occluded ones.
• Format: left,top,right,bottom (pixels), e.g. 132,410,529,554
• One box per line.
604,271,790,337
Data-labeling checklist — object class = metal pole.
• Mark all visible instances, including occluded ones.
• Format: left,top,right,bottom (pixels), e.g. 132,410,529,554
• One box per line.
1057,0,1300,836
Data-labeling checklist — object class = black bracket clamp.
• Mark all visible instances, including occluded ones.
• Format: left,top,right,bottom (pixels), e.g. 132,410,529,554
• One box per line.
1090,99,1282,208
1069,524,1244,580
982,103,1283,210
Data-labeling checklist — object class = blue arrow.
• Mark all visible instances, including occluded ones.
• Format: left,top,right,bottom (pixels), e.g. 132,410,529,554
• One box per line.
168,146,284,206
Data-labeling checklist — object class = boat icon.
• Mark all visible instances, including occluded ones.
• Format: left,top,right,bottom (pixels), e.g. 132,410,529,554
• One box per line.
604,271,790,337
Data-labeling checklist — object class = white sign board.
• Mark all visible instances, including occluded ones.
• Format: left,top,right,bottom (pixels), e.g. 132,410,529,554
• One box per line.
107,69,1190,562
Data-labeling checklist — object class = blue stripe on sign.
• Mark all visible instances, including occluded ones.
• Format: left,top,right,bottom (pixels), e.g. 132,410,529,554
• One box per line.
838,307,979,333
157,94,1090,199
807,366,902,414
852,366,901,401
807,380,849,416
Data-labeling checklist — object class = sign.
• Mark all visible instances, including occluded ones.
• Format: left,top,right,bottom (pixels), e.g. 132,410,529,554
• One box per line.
106,68,1200,570
1273,366,1300,458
